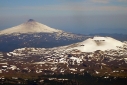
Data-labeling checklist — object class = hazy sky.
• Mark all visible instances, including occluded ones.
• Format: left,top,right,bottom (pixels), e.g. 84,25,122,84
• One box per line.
0,0,127,34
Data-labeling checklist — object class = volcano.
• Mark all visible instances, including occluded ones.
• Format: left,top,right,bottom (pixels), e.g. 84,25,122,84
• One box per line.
0,19,88,52
0,19,62,35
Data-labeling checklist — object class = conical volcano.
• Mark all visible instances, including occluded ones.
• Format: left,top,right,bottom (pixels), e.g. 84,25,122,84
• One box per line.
0,19,62,35
0,19,88,52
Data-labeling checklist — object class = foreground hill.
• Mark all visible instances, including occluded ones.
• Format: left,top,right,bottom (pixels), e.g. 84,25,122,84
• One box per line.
65,36,124,52
0,36,127,84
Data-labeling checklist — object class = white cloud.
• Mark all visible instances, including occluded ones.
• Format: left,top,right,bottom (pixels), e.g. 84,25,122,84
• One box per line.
90,0,110,4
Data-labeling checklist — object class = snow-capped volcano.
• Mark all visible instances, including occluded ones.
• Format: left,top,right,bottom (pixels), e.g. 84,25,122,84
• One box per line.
0,19,88,52
67,36,124,52
0,19,62,35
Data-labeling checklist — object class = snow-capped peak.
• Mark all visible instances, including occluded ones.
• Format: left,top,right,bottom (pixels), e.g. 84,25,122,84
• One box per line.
0,19,63,35
68,36,124,52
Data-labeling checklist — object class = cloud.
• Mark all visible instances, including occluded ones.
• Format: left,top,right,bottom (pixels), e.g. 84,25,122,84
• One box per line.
117,0,127,2
90,0,110,4
90,0,127,3
1,0,127,17
1,5,127,16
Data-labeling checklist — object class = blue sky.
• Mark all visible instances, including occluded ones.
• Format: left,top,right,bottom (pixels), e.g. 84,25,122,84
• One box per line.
0,0,127,34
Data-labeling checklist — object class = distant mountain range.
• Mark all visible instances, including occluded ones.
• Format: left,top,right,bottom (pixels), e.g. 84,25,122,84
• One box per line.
0,19,89,52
